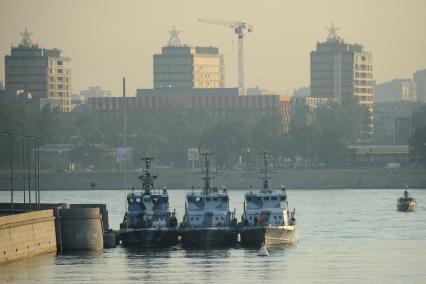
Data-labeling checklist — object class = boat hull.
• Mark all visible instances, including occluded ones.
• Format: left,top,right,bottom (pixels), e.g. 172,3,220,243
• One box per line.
120,228,179,247
397,201,417,212
240,225,298,247
180,227,238,247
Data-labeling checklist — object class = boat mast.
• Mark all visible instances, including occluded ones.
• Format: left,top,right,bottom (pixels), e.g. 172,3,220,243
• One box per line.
140,156,157,195
201,151,212,194
261,151,270,192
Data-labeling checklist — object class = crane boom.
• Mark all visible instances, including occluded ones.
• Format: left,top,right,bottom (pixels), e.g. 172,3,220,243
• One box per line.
198,17,253,95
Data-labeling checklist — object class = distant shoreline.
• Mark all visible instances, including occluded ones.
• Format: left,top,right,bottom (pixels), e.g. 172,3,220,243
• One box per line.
1,168,425,190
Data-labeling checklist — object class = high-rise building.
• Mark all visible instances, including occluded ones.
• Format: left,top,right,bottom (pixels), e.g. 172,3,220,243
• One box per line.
153,27,224,89
374,79,417,103
80,86,112,101
4,29,72,112
413,69,426,102
310,23,374,137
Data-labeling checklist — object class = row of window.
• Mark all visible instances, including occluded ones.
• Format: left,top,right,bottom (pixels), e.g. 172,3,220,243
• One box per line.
354,80,374,86
188,196,228,202
355,64,373,71
355,72,373,79
246,196,285,201
354,87,373,94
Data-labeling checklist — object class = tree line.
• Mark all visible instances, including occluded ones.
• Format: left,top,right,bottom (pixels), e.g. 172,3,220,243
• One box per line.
2,100,424,169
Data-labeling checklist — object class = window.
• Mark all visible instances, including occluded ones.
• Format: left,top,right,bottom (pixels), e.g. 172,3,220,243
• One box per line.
57,61,63,65
212,197,218,202
264,197,270,201
271,196,277,201
206,197,211,201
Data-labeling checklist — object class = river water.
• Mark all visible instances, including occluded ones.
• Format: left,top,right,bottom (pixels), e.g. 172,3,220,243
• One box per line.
0,188,425,283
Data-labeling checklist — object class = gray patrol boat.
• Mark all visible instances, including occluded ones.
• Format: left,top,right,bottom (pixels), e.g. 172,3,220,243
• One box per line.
179,150,238,247
239,151,297,247
397,186,417,212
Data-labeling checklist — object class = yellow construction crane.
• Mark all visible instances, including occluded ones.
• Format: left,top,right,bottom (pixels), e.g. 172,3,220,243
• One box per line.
198,18,253,96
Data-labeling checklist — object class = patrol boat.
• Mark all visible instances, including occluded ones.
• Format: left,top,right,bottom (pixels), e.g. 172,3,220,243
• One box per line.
397,186,417,212
119,156,179,246
239,151,297,247
179,151,238,246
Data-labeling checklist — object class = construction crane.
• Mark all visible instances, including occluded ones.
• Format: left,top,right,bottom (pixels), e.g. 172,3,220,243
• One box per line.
198,18,253,96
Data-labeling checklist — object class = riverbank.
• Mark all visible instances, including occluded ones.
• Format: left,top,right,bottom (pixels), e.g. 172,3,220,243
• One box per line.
0,168,425,190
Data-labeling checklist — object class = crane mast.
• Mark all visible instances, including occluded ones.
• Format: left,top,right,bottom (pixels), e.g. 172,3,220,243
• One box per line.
198,18,253,96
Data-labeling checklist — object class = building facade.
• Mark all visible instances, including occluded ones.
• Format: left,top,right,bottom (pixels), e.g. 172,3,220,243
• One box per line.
88,93,291,131
310,24,374,137
4,29,72,112
374,79,417,103
373,101,424,144
413,69,426,102
153,30,224,90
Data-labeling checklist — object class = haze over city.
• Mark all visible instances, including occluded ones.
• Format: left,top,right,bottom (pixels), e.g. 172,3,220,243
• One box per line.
1,0,426,96
1,1,426,283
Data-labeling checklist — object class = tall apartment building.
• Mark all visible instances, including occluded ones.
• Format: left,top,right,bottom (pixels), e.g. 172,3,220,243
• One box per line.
4,29,72,112
310,24,374,137
374,79,417,103
413,69,426,102
153,28,224,89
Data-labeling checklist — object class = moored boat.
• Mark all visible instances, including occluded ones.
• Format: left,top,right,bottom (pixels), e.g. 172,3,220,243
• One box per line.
239,151,297,247
119,156,179,246
179,150,238,247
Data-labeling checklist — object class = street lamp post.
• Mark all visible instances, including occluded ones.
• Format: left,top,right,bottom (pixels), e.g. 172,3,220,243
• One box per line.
18,137,26,211
3,132,13,214
37,137,40,210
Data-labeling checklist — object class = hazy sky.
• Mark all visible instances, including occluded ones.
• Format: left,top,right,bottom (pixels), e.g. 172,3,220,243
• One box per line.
1,0,425,96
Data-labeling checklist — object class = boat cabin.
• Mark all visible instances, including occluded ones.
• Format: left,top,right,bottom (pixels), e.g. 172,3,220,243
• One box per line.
185,190,231,228
243,190,288,226
126,190,170,228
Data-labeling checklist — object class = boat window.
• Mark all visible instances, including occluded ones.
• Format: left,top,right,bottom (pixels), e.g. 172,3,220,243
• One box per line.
191,217,194,221
273,216,277,220
280,196,286,201
222,196,228,202
271,196,278,200
278,216,282,219
246,196,252,201
196,217,199,221
256,197,261,201
264,197,270,201
206,197,211,201
212,197,218,202
188,197,195,202
163,197,169,202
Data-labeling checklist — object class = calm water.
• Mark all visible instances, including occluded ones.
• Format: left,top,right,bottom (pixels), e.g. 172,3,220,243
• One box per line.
0,188,425,283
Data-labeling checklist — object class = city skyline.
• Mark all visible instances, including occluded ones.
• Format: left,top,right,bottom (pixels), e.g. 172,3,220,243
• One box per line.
1,0,426,97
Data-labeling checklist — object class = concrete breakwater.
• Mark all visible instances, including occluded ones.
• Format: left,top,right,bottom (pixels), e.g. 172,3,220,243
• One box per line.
0,210,57,264
0,203,108,264
1,168,425,190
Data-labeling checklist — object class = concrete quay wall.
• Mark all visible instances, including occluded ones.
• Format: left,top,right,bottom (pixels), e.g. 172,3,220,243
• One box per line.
0,210,57,264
